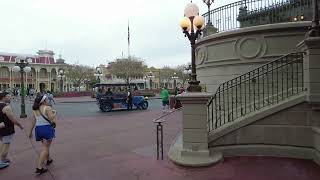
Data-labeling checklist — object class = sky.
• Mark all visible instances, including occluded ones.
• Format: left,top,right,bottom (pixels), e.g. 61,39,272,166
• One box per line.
0,0,238,68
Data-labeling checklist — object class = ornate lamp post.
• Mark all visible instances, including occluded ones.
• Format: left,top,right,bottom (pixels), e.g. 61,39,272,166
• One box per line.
94,67,103,84
180,2,205,92
203,0,214,26
144,76,147,89
147,71,154,90
57,70,65,93
306,0,320,37
171,72,179,90
12,57,31,118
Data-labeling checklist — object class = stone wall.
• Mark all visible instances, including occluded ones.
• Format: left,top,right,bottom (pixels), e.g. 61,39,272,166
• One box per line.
209,96,320,165
196,22,310,93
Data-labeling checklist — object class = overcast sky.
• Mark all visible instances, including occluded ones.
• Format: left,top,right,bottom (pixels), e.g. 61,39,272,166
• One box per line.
0,0,237,68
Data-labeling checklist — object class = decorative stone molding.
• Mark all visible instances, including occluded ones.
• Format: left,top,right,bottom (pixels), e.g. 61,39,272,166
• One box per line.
196,47,208,65
234,37,267,60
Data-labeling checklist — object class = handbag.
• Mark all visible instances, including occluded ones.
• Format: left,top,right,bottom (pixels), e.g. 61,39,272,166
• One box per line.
39,109,56,128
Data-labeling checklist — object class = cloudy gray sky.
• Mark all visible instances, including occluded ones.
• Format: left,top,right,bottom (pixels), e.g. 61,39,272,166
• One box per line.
0,0,237,68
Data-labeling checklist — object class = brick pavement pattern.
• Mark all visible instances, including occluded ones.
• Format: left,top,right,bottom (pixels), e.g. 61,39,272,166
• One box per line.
1,109,320,180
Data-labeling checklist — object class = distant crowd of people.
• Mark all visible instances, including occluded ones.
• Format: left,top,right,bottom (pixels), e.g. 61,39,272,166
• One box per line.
1,88,55,105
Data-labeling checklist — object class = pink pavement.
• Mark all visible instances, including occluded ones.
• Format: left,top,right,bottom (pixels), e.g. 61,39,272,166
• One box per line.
1,110,320,180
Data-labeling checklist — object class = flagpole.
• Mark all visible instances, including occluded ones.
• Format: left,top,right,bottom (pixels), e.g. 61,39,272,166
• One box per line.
128,20,130,59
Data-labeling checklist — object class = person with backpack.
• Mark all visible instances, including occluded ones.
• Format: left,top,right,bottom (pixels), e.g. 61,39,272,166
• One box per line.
28,95,57,174
0,91,23,169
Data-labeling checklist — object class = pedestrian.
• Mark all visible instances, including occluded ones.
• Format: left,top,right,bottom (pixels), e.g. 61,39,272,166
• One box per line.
160,86,169,112
28,95,57,174
46,91,55,107
0,91,24,169
127,88,133,110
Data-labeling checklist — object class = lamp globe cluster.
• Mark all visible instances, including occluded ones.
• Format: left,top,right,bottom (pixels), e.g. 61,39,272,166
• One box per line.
180,3,205,32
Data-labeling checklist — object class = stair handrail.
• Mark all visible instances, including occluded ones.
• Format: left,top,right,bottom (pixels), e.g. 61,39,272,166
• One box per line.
207,52,305,132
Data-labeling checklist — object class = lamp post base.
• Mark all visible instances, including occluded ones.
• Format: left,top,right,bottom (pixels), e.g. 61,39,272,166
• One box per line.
187,81,202,92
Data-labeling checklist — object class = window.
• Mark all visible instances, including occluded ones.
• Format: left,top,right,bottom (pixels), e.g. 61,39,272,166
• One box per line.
0,67,9,77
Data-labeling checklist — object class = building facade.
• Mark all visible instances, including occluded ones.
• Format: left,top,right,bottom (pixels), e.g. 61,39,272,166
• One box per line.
0,50,72,92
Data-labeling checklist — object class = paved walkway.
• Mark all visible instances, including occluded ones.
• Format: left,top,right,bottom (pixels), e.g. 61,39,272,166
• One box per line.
1,109,320,180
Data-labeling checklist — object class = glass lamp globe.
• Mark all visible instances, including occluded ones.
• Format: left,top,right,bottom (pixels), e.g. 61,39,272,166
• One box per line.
194,16,205,30
12,66,21,72
180,17,191,31
188,69,192,74
24,66,31,73
183,69,188,75
59,69,64,74
184,3,199,18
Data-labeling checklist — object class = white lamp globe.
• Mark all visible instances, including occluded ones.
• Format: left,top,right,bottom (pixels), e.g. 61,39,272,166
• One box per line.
59,69,64,74
188,69,192,74
12,66,21,72
24,66,31,73
194,16,205,30
183,70,188,75
184,3,199,18
180,17,191,31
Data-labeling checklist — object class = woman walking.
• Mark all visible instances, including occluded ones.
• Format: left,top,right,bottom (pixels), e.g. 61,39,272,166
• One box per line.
28,95,56,174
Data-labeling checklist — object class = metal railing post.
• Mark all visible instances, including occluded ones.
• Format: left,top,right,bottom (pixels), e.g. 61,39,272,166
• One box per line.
155,121,164,160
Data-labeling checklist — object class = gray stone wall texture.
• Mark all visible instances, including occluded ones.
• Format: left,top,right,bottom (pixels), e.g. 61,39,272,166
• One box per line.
196,22,310,93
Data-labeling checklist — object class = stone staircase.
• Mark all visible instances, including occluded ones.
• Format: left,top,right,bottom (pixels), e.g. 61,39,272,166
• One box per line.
207,52,305,132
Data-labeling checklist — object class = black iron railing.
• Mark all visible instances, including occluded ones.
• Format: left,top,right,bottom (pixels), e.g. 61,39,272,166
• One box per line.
203,0,313,33
207,52,304,132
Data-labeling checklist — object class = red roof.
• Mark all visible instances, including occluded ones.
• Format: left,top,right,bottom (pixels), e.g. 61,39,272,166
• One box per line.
0,52,56,64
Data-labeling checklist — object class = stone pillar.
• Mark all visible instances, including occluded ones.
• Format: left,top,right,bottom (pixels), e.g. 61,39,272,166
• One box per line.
48,71,51,91
168,92,222,167
299,37,320,102
9,69,12,88
36,70,39,92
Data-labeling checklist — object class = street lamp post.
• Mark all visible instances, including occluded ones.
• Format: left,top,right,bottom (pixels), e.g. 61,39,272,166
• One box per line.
57,70,65,93
203,0,214,26
183,66,192,88
94,67,103,84
12,57,32,118
144,76,147,89
306,0,320,37
171,72,179,90
180,2,205,92
147,71,154,90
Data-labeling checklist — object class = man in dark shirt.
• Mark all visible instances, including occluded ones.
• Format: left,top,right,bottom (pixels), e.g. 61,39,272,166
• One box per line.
127,89,133,110
0,92,23,168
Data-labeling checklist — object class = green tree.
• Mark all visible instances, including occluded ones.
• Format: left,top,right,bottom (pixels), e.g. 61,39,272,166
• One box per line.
66,64,94,91
109,57,145,85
